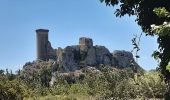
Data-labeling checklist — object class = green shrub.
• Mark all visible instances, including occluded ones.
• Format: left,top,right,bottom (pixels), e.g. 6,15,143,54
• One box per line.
69,83,89,95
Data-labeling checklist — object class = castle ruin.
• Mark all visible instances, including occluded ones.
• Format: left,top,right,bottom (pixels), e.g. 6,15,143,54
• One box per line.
79,37,93,47
35,29,139,72
36,29,56,61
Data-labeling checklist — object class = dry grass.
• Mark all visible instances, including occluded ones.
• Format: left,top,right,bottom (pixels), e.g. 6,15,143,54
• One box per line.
24,94,99,100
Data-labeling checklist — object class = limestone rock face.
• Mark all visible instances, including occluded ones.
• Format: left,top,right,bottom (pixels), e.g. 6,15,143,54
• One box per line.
85,47,97,66
112,50,138,68
47,41,56,60
52,38,140,72
111,57,119,67
95,46,111,65
56,47,63,63
57,46,79,72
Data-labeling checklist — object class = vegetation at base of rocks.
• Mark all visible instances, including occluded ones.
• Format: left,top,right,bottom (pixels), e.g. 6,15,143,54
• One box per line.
0,66,166,100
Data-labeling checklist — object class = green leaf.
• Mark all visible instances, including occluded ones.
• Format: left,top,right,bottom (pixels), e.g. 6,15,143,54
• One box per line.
166,65,170,72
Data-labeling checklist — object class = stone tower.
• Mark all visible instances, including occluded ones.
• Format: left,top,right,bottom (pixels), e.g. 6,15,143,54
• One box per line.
79,37,93,47
36,29,49,61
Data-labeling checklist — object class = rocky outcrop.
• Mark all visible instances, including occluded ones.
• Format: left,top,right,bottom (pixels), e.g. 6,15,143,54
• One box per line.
59,46,79,72
22,36,142,86
112,50,139,68
85,47,97,66
21,60,54,80
52,37,140,72
47,41,56,60
95,46,111,65
23,37,140,73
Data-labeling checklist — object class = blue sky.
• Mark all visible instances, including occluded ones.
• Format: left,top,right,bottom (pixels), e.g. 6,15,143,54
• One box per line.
0,0,158,71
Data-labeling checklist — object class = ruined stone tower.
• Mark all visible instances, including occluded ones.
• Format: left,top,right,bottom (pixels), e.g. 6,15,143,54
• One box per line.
79,37,93,47
36,29,49,61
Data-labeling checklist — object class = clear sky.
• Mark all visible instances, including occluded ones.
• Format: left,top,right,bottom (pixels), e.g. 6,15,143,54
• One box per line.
0,0,158,71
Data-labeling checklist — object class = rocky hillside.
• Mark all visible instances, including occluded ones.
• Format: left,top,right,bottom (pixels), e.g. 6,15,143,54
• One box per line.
21,37,142,85
53,37,140,72
23,37,140,73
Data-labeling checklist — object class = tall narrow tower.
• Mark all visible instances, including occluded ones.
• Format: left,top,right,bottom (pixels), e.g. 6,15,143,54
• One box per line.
36,29,49,61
